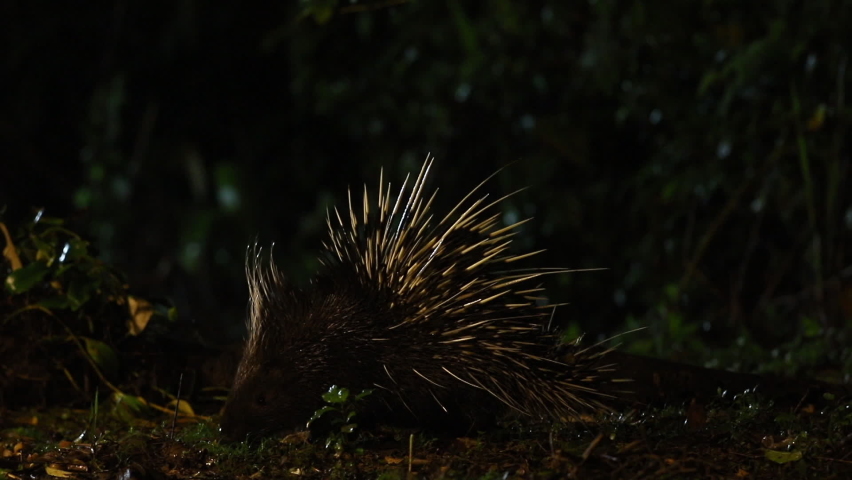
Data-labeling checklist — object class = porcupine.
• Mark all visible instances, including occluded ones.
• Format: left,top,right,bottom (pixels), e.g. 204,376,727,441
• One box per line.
219,156,629,441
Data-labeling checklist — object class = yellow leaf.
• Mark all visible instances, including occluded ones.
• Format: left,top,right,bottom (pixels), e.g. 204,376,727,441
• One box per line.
0,223,22,270
166,399,196,416
127,296,154,336
45,464,81,478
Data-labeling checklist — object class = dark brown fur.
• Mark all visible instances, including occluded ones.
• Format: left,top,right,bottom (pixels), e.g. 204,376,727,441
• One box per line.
219,272,504,441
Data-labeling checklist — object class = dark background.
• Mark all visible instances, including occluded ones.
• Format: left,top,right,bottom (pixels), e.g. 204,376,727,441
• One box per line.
2,0,850,374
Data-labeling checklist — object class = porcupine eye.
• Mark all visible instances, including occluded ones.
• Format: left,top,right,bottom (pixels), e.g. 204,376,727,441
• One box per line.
254,393,267,407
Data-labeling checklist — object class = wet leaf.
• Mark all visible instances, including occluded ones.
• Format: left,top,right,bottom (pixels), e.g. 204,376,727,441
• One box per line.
308,406,338,426
62,238,90,262
322,385,349,403
354,389,373,401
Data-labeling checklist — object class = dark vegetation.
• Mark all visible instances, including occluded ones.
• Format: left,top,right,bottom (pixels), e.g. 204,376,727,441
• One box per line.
1,0,851,478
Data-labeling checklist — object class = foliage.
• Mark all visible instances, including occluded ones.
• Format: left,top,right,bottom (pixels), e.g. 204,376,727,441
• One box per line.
308,385,374,453
2,0,849,378
0,212,205,424
1,212,127,405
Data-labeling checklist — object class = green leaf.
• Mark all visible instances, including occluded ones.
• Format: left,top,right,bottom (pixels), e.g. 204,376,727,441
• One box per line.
354,389,373,401
38,296,71,310
300,0,338,25
5,260,50,293
765,449,803,464
307,406,338,426
35,216,64,226
67,280,93,310
697,70,720,95
111,392,150,422
63,238,90,262
54,263,75,277
801,316,821,338
664,283,679,302
661,181,679,202
322,385,350,404
81,337,119,379
30,235,56,264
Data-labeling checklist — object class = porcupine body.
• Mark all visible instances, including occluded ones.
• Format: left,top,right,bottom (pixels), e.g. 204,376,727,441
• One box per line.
219,157,626,441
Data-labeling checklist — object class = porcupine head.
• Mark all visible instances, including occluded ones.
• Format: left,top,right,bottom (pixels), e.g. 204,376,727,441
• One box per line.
218,262,394,442
219,157,622,442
